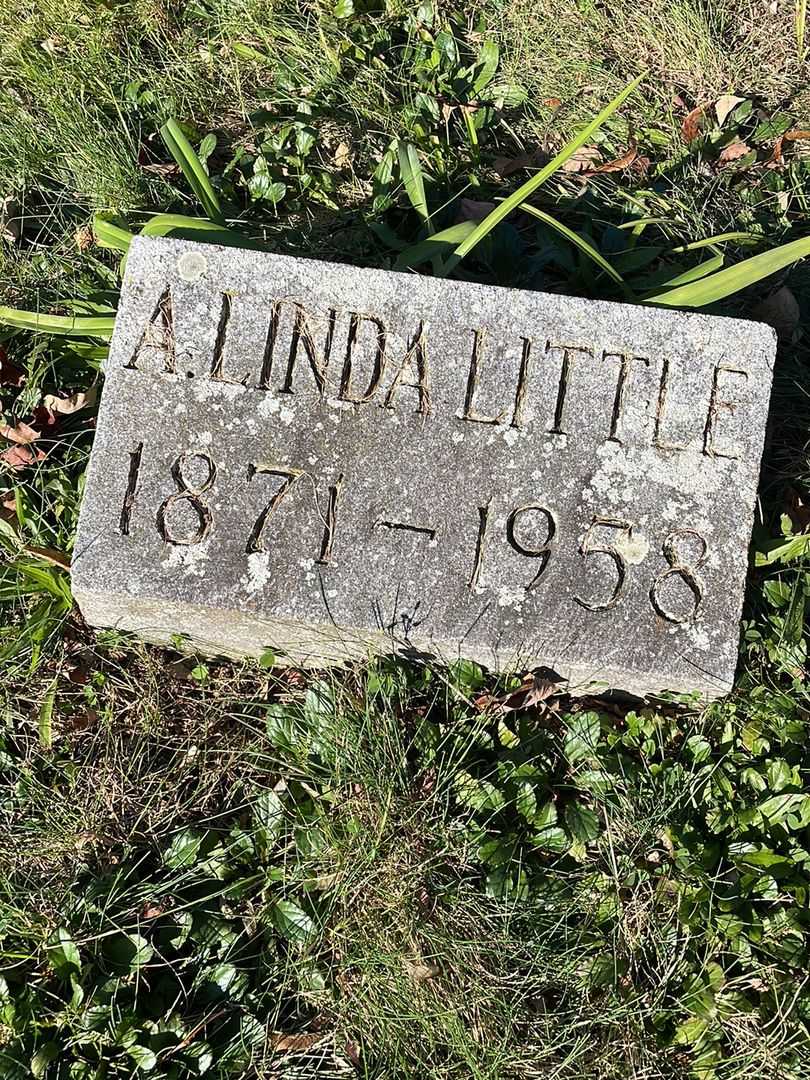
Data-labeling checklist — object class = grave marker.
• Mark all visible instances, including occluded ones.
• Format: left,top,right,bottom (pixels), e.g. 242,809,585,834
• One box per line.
72,237,776,697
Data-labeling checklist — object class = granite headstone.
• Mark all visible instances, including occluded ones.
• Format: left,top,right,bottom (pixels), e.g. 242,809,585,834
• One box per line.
72,237,776,697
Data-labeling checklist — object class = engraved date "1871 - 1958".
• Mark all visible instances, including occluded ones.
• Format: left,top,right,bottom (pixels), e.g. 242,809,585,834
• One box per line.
119,446,708,624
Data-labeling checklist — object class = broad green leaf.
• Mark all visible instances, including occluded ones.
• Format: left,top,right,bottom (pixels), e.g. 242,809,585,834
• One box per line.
254,789,284,849
519,203,623,282
758,792,810,825
564,802,600,843
272,899,315,942
0,306,115,338
160,119,224,224
451,71,646,264
756,532,810,566
647,253,724,290
395,221,476,270
515,781,537,821
645,235,810,307
31,1043,59,1078
127,1045,158,1071
472,40,499,93
140,213,263,250
674,1016,709,1045
564,711,601,763
532,800,557,829
104,932,154,972
163,828,203,869
532,825,568,852
397,141,433,233
47,927,81,975
93,212,134,252
454,770,506,812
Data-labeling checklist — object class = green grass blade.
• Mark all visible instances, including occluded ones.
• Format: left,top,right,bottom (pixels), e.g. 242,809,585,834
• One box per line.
798,0,808,60
645,254,724,292
395,222,476,270
140,214,264,250
669,232,758,253
520,203,624,283
452,71,646,263
93,213,134,253
38,680,56,749
397,140,433,234
0,307,115,338
160,119,224,225
644,236,810,307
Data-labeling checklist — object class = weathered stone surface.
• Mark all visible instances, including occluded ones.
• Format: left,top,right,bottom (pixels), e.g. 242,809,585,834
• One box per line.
72,236,776,698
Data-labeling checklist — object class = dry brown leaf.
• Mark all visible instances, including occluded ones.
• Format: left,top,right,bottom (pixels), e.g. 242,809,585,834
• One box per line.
75,225,93,252
23,544,71,570
43,386,98,415
333,141,351,169
585,143,638,175
0,443,45,470
475,668,564,714
752,285,800,343
142,161,181,177
543,97,562,108
269,1031,322,1053
561,145,602,173
0,347,25,387
771,128,810,164
403,957,439,982
681,102,710,143
344,1041,361,1067
715,94,745,127
0,420,40,445
718,140,751,165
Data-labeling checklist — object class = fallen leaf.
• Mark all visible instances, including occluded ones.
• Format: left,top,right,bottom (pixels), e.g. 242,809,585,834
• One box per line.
403,956,439,982
585,143,638,174
771,128,810,164
543,97,562,108
269,1031,321,1053
75,226,93,251
344,1041,361,1067
141,161,181,177
457,198,496,222
475,668,564,714
752,285,800,343
42,387,98,415
0,348,25,387
23,544,71,570
681,101,710,143
0,443,45,470
0,420,40,444
715,94,745,127
333,141,351,169
561,145,602,173
718,140,751,165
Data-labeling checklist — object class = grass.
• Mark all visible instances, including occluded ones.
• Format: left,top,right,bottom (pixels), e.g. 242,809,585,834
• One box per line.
3,0,810,1077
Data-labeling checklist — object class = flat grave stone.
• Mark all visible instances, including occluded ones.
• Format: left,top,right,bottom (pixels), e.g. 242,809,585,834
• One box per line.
72,236,776,698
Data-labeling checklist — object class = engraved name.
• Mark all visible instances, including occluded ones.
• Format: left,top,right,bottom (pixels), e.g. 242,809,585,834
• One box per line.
123,289,749,460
